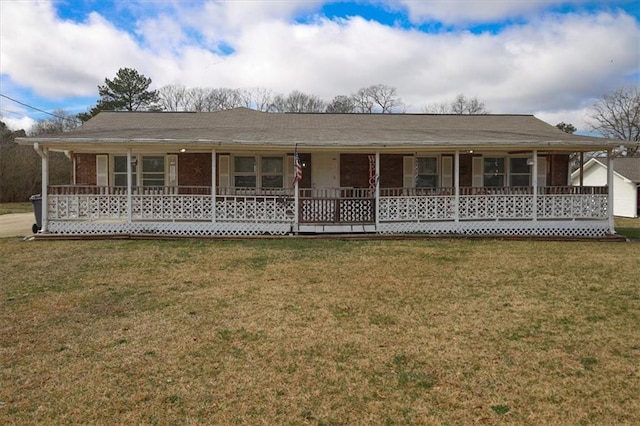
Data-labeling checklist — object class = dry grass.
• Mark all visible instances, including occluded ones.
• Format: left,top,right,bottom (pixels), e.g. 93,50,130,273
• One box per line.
0,203,32,215
0,238,639,424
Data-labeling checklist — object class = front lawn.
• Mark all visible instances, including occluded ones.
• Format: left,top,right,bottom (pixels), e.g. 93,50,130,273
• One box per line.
0,238,638,424
0,202,32,215
615,216,640,239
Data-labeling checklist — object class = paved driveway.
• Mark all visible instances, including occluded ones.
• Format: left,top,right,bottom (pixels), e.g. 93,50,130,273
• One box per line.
0,213,35,238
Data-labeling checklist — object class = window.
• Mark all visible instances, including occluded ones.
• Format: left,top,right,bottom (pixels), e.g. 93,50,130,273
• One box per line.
113,156,137,187
142,156,165,187
113,155,165,187
234,156,256,187
509,158,531,187
416,157,438,187
261,157,284,188
483,157,505,187
233,156,284,188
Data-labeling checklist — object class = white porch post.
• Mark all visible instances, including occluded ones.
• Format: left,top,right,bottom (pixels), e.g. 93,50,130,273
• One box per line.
454,150,460,222
532,150,538,221
375,152,380,232
294,179,299,234
579,152,584,187
41,146,49,233
127,149,133,222
211,149,216,223
607,149,615,234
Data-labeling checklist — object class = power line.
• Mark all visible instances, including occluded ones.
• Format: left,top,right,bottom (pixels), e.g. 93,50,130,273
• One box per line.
0,93,81,122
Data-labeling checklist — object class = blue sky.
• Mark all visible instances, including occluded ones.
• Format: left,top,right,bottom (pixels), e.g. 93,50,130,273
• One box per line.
1,0,638,133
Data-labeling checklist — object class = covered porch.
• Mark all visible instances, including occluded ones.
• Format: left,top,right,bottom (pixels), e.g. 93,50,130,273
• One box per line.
37,149,613,238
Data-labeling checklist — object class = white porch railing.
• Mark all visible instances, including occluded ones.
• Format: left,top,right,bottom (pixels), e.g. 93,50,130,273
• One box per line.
46,185,608,225
47,186,294,222
379,186,608,221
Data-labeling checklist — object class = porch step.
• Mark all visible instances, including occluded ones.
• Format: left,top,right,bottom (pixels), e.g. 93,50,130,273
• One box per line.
298,224,376,234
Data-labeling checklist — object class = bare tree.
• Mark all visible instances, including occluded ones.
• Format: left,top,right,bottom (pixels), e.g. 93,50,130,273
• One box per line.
351,84,404,113
243,87,274,111
424,94,489,114
29,109,81,136
326,95,356,113
158,84,188,111
269,90,326,113
587,87,640,156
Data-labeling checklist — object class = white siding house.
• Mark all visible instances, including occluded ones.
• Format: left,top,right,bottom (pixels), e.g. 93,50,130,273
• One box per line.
572,158,640,218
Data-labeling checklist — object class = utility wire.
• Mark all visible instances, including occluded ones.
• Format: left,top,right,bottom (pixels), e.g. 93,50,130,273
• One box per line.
0,93,81,122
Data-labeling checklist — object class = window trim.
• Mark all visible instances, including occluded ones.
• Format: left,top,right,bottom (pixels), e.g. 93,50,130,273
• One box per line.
415,156,439,188
111,154,167,187
232,155,285,189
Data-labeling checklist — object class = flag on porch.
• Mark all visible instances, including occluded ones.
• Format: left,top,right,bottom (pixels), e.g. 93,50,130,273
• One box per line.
293,145,303,185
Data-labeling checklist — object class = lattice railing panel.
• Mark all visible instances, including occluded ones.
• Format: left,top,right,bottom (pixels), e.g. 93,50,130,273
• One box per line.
379,196,455,221
47,221,291,236
215,197,292,222
537,195,607,219
378,220,610,237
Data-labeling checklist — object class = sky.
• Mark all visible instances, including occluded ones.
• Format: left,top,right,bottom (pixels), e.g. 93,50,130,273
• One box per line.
1,0,639,135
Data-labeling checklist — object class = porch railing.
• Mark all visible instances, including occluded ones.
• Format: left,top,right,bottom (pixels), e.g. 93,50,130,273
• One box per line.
299,187,375,223
45,185,609,224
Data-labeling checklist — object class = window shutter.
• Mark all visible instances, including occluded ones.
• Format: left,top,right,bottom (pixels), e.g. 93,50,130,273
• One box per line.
286,155,294,188
441,156,453,187
472,156,483,187
96,155,108,186
537,156,547,187
167,154,178,186
218,155,230,188
403,156,414,188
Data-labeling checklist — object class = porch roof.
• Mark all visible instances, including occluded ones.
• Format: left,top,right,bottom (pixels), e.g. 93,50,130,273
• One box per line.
19,107,628,152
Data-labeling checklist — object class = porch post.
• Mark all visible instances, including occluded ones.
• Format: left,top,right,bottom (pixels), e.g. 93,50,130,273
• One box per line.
607,149,615,234
41,146,49,233
127,149,133,223
294,180,299,234
211,149,216,223
579,152,584,187
454,150,460,222
532,150,538,221
375,152,380,232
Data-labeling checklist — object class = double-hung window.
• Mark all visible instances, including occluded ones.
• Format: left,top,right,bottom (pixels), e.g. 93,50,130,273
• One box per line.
113,156,137,187
113,155,165,187
416,157,438,188
509,158,531,187
483,157,505,187
261,157,284,188
234,157,257,187
233,156,284,188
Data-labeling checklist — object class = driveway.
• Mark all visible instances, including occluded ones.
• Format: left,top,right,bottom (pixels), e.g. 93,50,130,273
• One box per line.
0,213,35,238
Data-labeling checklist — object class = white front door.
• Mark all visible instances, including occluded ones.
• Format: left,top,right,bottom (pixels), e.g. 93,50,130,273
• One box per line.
312,153,338,189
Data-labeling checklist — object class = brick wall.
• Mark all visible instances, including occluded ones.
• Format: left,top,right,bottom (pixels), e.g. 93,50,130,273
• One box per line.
74,153,97,185
380,154,404,188
549,154,569,186
178,153,212,187
340,154,372,187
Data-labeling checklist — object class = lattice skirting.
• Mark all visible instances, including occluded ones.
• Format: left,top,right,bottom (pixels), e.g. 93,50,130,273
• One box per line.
377,220,611,237
47,221,292,236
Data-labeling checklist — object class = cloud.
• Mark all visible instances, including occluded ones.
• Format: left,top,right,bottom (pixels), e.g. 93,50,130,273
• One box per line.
1,1,638,133
397,0,595,24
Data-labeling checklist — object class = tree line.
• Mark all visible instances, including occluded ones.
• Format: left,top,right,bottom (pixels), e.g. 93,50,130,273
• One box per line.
1,67,637,202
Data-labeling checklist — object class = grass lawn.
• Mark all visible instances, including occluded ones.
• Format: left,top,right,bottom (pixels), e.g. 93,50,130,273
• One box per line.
0,202,33,215
0,238,638,424
615,216,640,240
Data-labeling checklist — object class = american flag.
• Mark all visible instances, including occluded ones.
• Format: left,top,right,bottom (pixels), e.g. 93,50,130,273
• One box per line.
293,145,303,185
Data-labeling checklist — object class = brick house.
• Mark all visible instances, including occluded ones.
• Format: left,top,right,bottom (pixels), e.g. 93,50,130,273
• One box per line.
19,107,632,237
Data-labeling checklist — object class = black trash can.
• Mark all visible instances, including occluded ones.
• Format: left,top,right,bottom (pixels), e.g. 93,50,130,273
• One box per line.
29,194,42,234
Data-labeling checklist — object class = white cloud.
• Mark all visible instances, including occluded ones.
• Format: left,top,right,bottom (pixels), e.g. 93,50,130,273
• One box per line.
396,0,592,24
1,1,638,134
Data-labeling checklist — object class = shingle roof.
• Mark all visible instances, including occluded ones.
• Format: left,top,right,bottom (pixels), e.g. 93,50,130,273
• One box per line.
613,158,640,182
21,107,626,151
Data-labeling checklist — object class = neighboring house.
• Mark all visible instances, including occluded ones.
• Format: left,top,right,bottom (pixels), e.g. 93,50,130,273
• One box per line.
571,157,640,218
18,108,635,237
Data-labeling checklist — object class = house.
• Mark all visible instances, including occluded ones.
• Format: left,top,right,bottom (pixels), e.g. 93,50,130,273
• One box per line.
18,107,635,238
571,157,640,218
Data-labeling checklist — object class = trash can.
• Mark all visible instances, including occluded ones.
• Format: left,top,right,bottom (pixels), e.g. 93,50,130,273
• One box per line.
29,194,42,234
